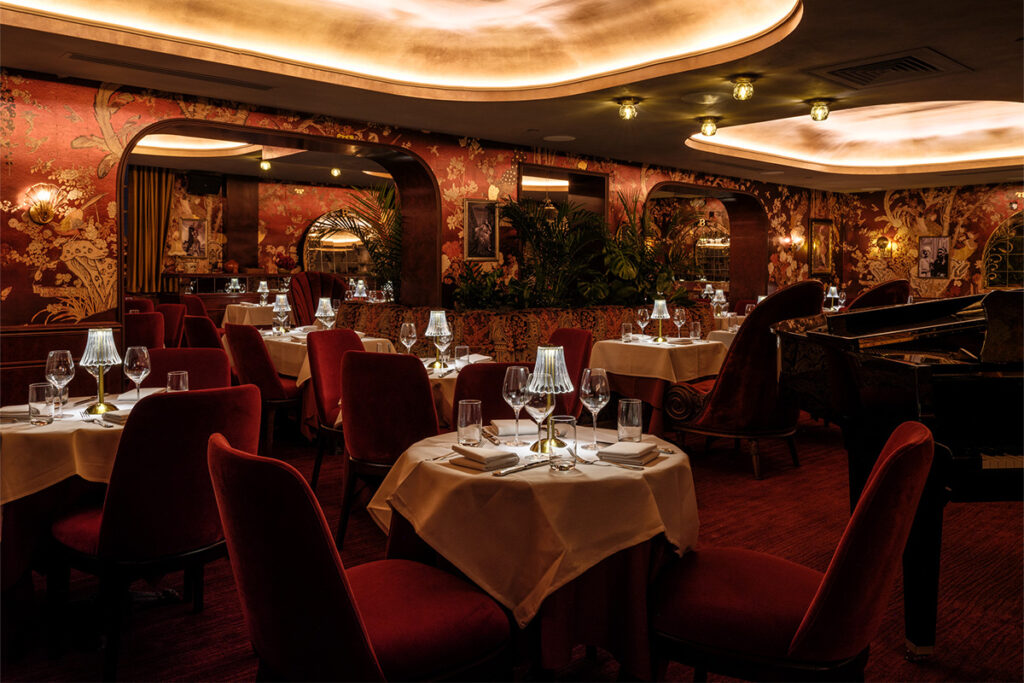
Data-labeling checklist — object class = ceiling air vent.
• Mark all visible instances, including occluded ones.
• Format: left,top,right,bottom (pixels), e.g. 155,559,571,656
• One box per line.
810,48,969,89
65,53,275,91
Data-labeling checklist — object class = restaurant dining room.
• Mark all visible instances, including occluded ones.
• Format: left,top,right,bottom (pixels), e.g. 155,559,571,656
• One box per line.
1,0,1022,681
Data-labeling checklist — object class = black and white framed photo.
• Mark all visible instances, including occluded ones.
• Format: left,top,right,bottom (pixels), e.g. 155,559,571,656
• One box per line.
464,199,500,261
180,217,208,259
918,236,950,278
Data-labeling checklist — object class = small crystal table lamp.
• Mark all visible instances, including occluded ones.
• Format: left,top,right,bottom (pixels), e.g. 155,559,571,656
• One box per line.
651,299,670,342
314,297,335,329
529,346,574,453
257,280,269,305
80,328,121,414
825,285,840,311
272,294,291,335
424,310,451,369
228,277,241,293
702,284,714,299
354,279,368,298
712,289,728,317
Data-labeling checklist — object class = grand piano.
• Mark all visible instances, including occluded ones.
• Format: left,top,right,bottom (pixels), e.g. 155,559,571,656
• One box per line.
778,289,1023,657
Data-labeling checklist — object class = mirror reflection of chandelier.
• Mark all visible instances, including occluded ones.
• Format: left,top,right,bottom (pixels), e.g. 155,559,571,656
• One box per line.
688,212,730,281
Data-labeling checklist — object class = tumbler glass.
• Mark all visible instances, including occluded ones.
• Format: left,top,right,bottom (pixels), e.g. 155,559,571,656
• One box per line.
617,398,642,442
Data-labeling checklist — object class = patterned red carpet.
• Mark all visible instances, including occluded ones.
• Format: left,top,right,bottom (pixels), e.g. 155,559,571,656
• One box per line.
3,416,1021,681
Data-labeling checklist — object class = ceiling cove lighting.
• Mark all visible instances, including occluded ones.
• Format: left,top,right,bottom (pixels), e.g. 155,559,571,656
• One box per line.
809,99,834,122
699,117,720,136
731,75,756,101
616,97,641,121
133,134,257,157
521,176,571,190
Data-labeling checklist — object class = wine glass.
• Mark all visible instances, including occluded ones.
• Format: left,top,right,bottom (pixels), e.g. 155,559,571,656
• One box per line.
744,303,756,316
523,372,554,453
435,331,453,367
635,307,650,338
579,368,610,450
45,350,75,418
838,290,847,308
672,308,686,339
123,346,151,400
399,322,417,354
501,366,529,446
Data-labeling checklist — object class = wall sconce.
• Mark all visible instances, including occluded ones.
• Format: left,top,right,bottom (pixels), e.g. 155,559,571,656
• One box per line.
615,97,641,120
808,99,835,122
876,235,893,258
25,183,63,224
699,116,720,136
730,74,757,101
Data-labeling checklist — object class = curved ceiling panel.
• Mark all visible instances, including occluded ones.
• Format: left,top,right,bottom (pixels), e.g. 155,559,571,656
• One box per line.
685,100,1024,174
1,0,802,100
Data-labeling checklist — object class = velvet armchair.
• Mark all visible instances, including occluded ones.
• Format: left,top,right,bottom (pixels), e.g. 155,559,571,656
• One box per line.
307,328,366,491
287,271,348,326
124,312,165,350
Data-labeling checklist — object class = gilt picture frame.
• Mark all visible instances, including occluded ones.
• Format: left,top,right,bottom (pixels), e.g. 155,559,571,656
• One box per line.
809,219,833,276
464,199,500,262
180,217,208,259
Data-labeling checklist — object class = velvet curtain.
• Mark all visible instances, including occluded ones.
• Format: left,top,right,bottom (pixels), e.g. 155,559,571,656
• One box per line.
128,167,174,293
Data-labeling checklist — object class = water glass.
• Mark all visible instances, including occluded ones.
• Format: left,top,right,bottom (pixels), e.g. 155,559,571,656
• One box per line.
454,345,471,371
399,322,417,354
621,322,633,342
45,349,75,418
457,399,483,446
689,321,702,340
376,341,388,353
28,382,54,425
166,371,189,392
617,398,642,442
549,416,577,473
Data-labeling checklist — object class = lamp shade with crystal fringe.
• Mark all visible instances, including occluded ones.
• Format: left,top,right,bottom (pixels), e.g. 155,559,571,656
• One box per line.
826,286,839,299
80,328,121,414
273,294,290,311
256,281,269,294
424,310,450,337
651,300,670,319
702,284,714,298
528,346,574,394
712,289,727,304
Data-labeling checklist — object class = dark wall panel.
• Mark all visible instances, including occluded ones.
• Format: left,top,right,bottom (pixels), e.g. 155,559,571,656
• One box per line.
224,176,259,269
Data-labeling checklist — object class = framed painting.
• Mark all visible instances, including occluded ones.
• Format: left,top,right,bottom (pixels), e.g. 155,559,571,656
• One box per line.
809,219,833,275
464,199,500,261
180,217,208,259
918,236,950,278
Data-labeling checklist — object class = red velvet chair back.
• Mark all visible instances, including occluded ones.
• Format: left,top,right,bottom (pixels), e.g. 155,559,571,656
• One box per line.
288,272,348,326
307,329,365,425
846,279,911,310
451,362,531,426
182,294,211,318
140,348,232,390
692,280,823,434
223,323,290,400
788,422,934,662
97,386,261,561
184,315,222,349
125,296,155,313
341,352,438,466
156,303,186,348
208,434,384,681
125,312,165,350
547,328,592,417
732,298,756,314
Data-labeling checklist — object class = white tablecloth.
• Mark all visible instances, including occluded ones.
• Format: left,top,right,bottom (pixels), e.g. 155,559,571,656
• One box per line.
589,339,727,384
221,329,394,384
222,303,293,326
707,329,737,350
711,313,745,331
368,429,698,626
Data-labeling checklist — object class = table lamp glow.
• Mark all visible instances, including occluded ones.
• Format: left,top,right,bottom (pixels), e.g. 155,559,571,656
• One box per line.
424,310,451,369
651,299,670,342
80,328,121,414
528,345,574,453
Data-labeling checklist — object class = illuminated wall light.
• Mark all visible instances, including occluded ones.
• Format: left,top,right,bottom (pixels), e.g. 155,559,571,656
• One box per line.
259,160,272,171
615,97,641,120
330,167,342,177
699,117,720,136
809,99,833,122
25,183,64,224
731,75,756,101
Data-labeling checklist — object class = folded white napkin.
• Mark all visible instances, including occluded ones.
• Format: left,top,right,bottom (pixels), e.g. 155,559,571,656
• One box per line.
598,441,658,465
668,338,695,345
0,404,30,419
112,387,164,403
449,444,519,471
487,420,540,436
99,409,132,425
462,353,492,364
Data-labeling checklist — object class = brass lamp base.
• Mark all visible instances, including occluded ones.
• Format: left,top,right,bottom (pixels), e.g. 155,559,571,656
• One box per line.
84,402,118,415
428,359,449,369
653,335,669,343
529,436,566,453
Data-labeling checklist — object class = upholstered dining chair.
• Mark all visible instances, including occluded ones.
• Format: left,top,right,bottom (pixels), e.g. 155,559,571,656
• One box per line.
48,386,261,681
338,351,438,548
182,294,223,337
183,315,222,349
846,278,911,310
287,271,348,326
207,433,511,681
124,312,165,350
155,303,186,348
649,421,934,682
124,296,154,313
665,280,824,478
547,327,593,418
307,328,365,492
140,348,232,391
223,323,302,457
450,361,531,427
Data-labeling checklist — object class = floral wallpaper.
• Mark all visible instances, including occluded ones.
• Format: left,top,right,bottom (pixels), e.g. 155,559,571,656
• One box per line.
1,68,1015,326
160,173,225,274
257,183,358,270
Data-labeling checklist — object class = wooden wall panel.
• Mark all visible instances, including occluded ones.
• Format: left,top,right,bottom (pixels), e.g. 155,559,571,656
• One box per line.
224,176,259,269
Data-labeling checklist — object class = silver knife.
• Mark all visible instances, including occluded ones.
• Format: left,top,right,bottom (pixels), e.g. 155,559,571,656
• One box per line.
493,460,549,476
482,431,502,446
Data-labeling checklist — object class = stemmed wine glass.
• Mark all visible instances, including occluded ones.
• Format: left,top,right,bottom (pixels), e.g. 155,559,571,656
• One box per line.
435,331,453,367
578,368,610,450
838,290,847,308
45,350,75,418
501,366,529,446
123,346,152,400
399,322,417,354
523,372,554,455
672,308,686,339
636,307,650,338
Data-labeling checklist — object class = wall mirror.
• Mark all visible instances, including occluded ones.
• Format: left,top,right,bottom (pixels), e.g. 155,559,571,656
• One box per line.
517,163,608,219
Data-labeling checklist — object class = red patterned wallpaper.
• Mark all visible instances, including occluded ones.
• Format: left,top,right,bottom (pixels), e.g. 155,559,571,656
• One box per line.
257,183,358,269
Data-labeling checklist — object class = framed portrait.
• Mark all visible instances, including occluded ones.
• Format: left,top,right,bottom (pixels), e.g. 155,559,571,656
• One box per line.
464,199,500,261
180,217,208,259
918,236,950,278
809,219,833,275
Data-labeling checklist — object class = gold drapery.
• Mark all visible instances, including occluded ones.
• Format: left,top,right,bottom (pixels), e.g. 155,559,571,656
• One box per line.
128,167,174,293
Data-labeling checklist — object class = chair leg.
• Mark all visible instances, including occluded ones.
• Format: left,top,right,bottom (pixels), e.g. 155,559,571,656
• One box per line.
184,564,205,613
99,575,129,681
335,465,358,550
787,435,800,468
260,405,277,458
311,430,328,492
749,440,762,480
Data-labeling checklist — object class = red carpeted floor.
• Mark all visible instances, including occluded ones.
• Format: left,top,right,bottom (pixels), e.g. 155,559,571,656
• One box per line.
2,416,1021,681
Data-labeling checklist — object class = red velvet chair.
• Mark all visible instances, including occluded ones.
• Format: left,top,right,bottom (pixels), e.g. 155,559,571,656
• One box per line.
287,271,348,326
338,352,438,548
732,298,757,315
547,328,593,418
207,434,511,681
450,361,531,427
650,421,934,681
665,280,823,478
181,294,209,318
48,386,261,680
124,296,154,313
223,323,302,457
124,312,165,350
156,303,186,348
140,348,232,391
183,315,222,349
846,279,911,310
307,328,366,492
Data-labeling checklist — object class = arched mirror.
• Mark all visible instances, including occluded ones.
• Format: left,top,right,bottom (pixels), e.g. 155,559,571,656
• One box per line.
983,212,1023,289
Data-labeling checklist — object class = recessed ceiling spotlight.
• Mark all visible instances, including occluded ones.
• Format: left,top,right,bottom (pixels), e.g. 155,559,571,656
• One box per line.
330,167,342,177
808,98,835,122
699,116,721,136
542,135,576,142
259,160,272,171
730,74,757,101
615,97,641,120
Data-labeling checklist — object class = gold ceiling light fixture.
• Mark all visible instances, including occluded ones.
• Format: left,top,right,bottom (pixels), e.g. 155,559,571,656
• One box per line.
808,98,835,122
699,116,721,136
259,160,272,171
330,167,342,177
615,97,641,121
730,74,757,101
